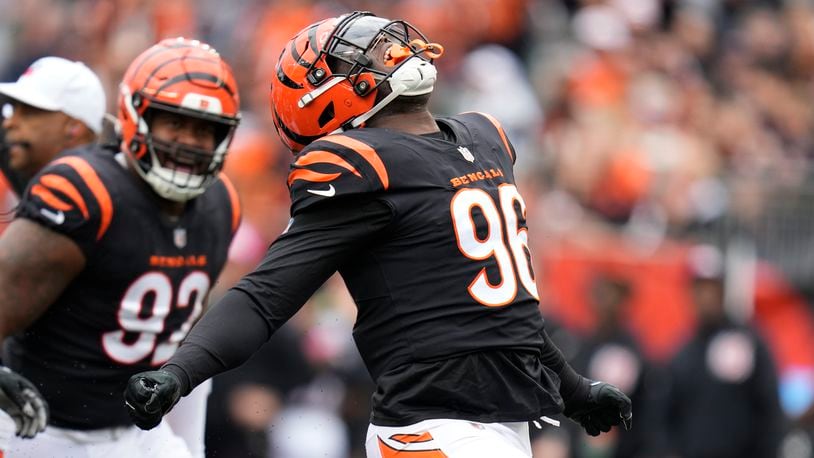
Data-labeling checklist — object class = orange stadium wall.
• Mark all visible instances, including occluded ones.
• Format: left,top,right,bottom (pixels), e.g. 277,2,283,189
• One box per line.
538,241,814,372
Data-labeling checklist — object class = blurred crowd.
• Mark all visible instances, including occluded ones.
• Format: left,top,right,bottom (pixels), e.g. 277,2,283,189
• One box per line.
4,0,814,456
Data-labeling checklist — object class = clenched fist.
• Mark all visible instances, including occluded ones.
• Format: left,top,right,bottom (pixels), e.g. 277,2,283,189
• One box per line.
124,370,181,430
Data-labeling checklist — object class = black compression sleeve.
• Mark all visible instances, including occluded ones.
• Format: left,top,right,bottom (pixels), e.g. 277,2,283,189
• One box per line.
539,328,587,402
163,196,394,395
163,288,262,395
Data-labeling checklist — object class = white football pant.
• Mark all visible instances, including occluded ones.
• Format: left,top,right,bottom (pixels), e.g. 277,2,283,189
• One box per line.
165,378,212,458
367,419,532,458
5,420,192,458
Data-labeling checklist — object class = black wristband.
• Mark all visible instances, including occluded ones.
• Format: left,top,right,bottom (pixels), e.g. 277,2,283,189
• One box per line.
160,363,191,396
558,363,588,403
539,329,586,400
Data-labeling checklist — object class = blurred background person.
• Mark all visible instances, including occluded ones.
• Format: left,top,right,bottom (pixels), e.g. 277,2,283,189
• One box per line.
663,244,785,458
570,273,662,458
0,57,104,188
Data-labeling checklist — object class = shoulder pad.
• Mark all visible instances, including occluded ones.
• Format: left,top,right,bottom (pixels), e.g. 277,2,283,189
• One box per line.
215,173,241,235
459,112,516,164
17,152,114,256
288,133,389,214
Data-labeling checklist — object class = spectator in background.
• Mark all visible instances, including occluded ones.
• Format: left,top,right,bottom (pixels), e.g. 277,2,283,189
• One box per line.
0,56,105,194
205,327,314,458
443,44,544,177
664,244,785,458
572,273,661,458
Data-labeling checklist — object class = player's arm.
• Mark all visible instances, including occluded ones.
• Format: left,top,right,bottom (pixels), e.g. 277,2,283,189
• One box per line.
125,195,393,430
0,158,98,440
0,218,83,440
0,219,84,341
0,156,105,340
539,328,633,436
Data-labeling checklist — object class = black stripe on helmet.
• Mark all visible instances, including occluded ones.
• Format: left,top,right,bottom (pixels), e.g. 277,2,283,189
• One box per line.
272,106,323,147
276,65,303,89
290,26,319,69
156,71,236,97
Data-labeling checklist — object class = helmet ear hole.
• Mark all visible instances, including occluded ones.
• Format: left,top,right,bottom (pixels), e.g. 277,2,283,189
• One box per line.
317,101,335,128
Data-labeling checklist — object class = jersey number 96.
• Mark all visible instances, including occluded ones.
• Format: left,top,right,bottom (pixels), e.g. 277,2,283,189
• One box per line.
451,184,539,307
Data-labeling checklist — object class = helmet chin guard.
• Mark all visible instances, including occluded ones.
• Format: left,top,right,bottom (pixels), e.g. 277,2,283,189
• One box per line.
389,56,438,97
125,130,227,202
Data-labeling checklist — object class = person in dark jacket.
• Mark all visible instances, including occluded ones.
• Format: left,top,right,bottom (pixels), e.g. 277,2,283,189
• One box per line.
664,244,785,458
572,273,663,458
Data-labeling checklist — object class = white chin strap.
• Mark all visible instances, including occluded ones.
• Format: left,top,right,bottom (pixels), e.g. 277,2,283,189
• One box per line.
334,58,438,132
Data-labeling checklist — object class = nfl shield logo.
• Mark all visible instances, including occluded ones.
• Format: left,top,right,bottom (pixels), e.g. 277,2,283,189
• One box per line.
457,146,474,162
174,228,187,248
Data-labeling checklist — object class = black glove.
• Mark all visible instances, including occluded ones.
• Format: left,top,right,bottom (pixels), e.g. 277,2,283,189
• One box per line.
124,370,181,430
563,377,633,436
0,366,48,438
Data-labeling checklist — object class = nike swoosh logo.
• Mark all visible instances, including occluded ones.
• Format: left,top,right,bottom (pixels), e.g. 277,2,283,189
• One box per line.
307,184,336,197
40,208,65,225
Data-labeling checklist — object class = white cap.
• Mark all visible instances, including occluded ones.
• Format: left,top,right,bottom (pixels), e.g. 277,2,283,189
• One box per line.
0,57,106,134
573,5,632,51
688,244,725,280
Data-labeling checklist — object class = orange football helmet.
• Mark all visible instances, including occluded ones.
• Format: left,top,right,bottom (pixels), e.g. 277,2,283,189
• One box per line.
270,11,443,152
118,37,241,201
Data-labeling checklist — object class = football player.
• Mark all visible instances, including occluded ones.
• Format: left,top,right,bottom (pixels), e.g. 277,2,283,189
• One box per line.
0,38,241,457
125,12,632,457
0,55,107,448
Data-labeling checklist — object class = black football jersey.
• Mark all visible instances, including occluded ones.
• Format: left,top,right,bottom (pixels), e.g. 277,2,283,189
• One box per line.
288,112,545,380
4,144,239,429
169,112,562,425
